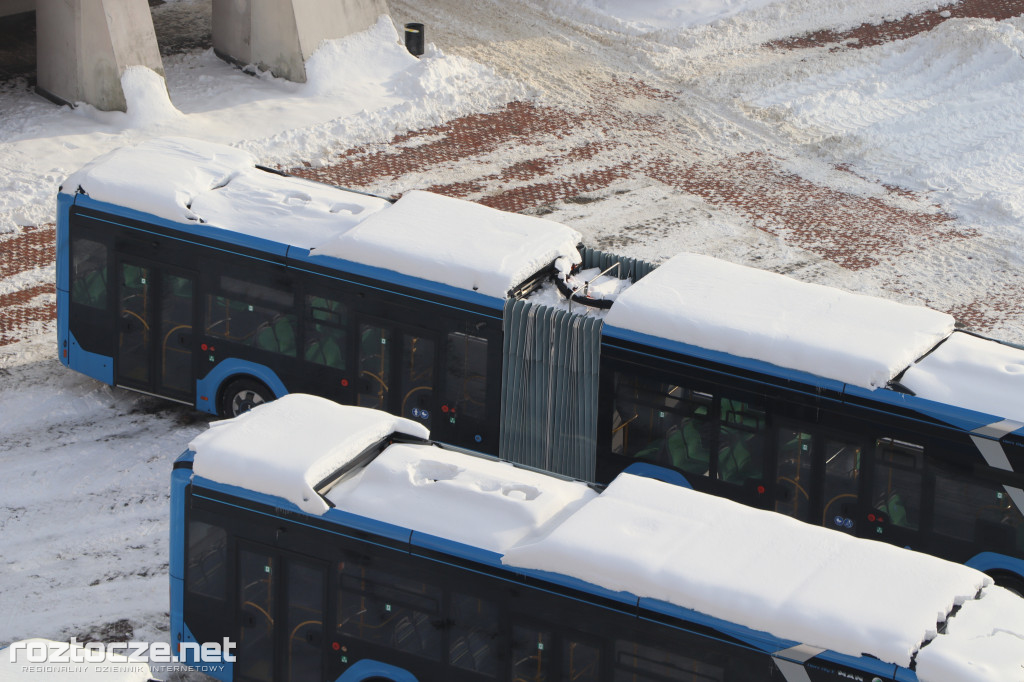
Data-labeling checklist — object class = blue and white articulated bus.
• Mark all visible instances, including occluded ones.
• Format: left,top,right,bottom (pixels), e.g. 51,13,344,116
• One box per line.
60,138,1024,585
171,394,1024,682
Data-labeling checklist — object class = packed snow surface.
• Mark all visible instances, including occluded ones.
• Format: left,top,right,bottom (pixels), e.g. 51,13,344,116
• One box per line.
189,394,429,515
902,332,1024,424
603,252,955,389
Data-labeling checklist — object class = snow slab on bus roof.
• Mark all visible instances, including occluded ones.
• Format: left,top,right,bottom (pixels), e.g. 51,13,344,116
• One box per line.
310,189,583,299
62,137,391,247
502,473,990,669
325,443,598,553
189,395,429,516
915,585,1024,682
901,331,1024,424
603,253,955,389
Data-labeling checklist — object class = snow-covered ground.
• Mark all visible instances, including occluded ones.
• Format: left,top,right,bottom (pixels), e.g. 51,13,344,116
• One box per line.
2,0,1024,672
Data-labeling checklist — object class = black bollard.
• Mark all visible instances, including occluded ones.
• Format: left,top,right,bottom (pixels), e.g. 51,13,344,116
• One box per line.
404,23,425,57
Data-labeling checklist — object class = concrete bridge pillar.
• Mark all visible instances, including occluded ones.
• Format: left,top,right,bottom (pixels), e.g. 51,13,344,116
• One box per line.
213,0,388,82
36,0,164,111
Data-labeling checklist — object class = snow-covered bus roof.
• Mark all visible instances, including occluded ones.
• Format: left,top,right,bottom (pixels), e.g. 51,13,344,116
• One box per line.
603,252,955,390
187,396,1024,680
62,137,582,299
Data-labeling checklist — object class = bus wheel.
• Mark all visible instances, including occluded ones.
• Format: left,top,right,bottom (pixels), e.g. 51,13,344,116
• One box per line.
219,378,273,418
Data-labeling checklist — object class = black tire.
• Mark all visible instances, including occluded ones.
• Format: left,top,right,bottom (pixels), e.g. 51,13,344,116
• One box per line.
218,377,273,418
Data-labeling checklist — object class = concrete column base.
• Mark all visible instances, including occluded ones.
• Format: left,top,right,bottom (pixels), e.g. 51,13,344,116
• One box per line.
36,0,164,111
213,0,388,82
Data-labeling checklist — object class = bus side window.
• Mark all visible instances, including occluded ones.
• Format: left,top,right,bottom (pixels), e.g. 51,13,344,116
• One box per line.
563,639,600,682
336,553,442,661
304,295,347,370
206,275,295,354
613,639,724,682
775,429,812,522
358,325,391,410
511,625,552,682
444,332,488,422
934,468,1024,553
185,521,227,600
449,592,500,677
70,237,109,310
716,397,765,485
872,439,924,530
823,439,861,533
612,372,711,479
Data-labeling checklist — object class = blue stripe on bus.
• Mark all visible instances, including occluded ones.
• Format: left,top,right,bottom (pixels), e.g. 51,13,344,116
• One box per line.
71,193,510,315
72,193,292,259
639,597,901,679
604,324,1004,434
191,477,415,546
195,359,289,414
285,249,508,313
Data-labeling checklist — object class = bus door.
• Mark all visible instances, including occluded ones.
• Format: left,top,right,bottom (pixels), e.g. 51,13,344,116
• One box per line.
357,319,438,433
773,426,867,536
115,257,196,402
236,543,327,682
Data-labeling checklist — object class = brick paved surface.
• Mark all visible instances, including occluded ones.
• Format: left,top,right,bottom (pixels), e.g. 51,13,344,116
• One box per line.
769,0,1024,49
3,0,1022,347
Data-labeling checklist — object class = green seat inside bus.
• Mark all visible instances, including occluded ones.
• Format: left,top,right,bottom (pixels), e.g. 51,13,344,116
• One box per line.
306,332,345,370
883,493,909,528
636,420,708,476
719,434,755,483
255,317,296,356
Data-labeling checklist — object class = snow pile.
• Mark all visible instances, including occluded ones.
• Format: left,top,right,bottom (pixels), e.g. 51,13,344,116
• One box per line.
752,17,1024,228
120,66,184,128
326,442,598,553
503,473,991,669
902,331,1024,423
190,395,429,515
0,14,524,235
603,252,954,389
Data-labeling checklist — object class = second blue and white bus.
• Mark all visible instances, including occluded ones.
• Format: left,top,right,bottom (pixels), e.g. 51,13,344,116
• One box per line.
171,394,1024,682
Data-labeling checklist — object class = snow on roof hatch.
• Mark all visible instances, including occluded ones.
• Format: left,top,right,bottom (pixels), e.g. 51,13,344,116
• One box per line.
603,253,955,389
189,394,429,515
324,442,598,553
310,190,583,299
